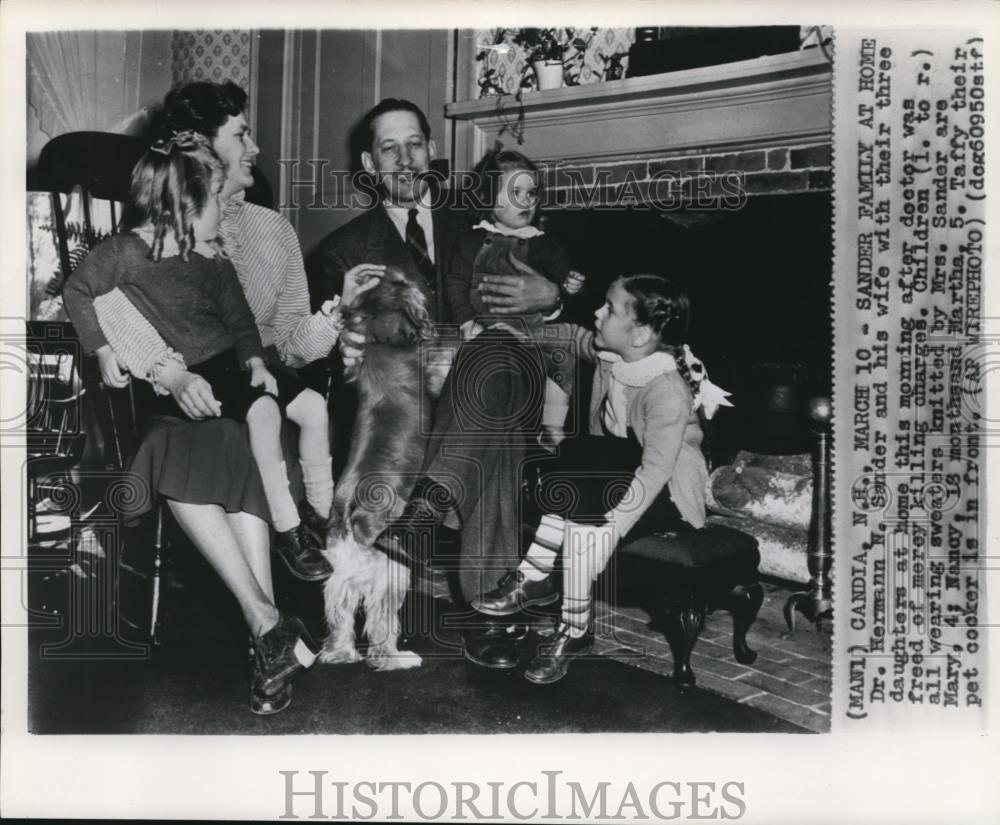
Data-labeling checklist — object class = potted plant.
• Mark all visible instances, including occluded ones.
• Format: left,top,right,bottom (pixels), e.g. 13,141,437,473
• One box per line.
512,28,568,90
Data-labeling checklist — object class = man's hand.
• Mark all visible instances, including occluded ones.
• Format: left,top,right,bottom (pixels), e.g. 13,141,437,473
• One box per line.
477,253,560,316
96,345,130,388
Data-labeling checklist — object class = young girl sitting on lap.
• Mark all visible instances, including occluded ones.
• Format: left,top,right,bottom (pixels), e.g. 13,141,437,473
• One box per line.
64,135,334,698
446,148,585,448
471,275,732,684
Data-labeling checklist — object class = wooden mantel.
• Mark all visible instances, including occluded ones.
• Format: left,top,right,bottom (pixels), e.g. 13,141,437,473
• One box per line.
445,49,832,169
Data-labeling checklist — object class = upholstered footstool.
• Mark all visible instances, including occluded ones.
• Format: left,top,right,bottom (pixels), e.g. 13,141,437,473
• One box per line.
612,524,764,690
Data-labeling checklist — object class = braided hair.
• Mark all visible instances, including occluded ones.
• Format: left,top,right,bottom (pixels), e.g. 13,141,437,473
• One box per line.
617,274,700,397
123,137,225,262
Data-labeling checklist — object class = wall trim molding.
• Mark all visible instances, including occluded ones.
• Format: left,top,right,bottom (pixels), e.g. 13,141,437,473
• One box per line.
445,50,832,169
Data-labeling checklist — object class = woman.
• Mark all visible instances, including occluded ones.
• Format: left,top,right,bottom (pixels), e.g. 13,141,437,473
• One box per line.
96,81,382,715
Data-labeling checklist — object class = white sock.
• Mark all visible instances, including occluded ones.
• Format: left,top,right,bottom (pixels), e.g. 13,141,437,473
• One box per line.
300,456,334,518
542,379,570,429
259,459,300,533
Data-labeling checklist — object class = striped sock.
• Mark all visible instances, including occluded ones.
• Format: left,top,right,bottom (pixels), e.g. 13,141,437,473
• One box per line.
560,594,592,638
518,514,565,581
300,456,334,519
560,522,617,637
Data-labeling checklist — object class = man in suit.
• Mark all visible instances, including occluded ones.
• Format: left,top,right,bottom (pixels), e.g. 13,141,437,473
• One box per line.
308,98,562,668
308,98,560,323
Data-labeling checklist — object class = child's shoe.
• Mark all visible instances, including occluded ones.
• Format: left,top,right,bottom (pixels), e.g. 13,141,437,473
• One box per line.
273,524,333,582
299,500,330,547
523,622,594,684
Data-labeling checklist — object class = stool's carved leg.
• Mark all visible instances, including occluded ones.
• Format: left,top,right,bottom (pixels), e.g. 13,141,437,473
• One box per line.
665,605,704,690
728,583,763,664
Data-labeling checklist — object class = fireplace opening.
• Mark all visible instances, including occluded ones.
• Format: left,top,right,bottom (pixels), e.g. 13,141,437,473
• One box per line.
542,191,832,459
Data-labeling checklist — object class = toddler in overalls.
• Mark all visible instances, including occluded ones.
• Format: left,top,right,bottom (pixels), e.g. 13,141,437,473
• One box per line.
446,149,585,447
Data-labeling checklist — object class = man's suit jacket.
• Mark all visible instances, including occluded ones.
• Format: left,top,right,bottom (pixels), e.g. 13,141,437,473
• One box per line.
307,200,470,323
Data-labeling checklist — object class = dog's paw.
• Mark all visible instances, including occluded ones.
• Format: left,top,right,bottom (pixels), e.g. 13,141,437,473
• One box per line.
319,646,363,665
368,649,423,671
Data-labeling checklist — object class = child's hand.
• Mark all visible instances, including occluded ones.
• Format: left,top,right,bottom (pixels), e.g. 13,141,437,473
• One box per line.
249,362,279,397
96,345,130,388
460,319,484,341
562,269,586,295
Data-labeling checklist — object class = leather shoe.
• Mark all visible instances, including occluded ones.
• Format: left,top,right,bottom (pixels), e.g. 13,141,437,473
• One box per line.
299,501,329,546
463,621,530,670
273,524,333,582
523,623,594,685
248,638,293,715
252,613,319,698
472,570,559,617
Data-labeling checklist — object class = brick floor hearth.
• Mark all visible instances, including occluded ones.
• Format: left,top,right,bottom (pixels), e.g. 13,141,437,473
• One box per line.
591,580,832,733
423,577,832,733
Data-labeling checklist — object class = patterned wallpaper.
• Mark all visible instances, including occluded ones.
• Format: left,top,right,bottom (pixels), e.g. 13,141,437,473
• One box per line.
171,30,253,89
475,28,635,97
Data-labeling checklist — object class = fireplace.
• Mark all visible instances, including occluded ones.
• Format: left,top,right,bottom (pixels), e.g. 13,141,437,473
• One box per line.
445,49,833,459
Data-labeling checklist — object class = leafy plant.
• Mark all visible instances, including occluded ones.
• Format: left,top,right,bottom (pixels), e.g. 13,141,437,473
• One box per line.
511,28,569,63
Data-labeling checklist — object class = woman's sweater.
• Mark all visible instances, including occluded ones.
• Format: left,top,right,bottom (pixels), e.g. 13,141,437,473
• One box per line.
63,233,264,368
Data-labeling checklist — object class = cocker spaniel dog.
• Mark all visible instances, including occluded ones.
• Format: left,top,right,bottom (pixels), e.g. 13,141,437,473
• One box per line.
320,267,449,671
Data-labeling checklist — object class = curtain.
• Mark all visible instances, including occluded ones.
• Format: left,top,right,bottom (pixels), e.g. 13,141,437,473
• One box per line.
27,31,139,137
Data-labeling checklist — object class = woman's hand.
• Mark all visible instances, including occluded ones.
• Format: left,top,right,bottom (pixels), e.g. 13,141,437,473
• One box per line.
172,372,223,419
156,359,222,419
248,358,279,397
96,345,130,388
341,263,386,305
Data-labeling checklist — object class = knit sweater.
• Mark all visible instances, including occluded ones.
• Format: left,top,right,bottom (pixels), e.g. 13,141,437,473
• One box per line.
218,194,342,366
85,194,341,378
63,233,264,368
564,324,708,537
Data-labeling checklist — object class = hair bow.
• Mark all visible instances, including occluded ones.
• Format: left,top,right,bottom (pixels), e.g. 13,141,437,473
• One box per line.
682,344,733,419
149,129,209,156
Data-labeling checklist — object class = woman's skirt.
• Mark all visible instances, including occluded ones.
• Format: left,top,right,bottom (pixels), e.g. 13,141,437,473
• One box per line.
123,415,303,525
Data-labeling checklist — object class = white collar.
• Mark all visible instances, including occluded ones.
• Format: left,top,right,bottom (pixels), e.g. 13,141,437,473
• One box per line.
473,219,543,239
597,350,677,387
383,192,433,214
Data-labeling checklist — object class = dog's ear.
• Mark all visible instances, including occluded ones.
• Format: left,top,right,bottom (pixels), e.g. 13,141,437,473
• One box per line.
399,288,435,342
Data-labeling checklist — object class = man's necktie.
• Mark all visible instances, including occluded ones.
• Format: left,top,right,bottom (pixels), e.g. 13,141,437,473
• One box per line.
405,207,436,289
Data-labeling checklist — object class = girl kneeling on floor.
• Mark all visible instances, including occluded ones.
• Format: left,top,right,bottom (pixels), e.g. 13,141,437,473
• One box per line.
472,275,732,684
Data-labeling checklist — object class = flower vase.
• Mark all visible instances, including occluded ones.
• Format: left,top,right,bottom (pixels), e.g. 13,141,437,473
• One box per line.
532,60,564,90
